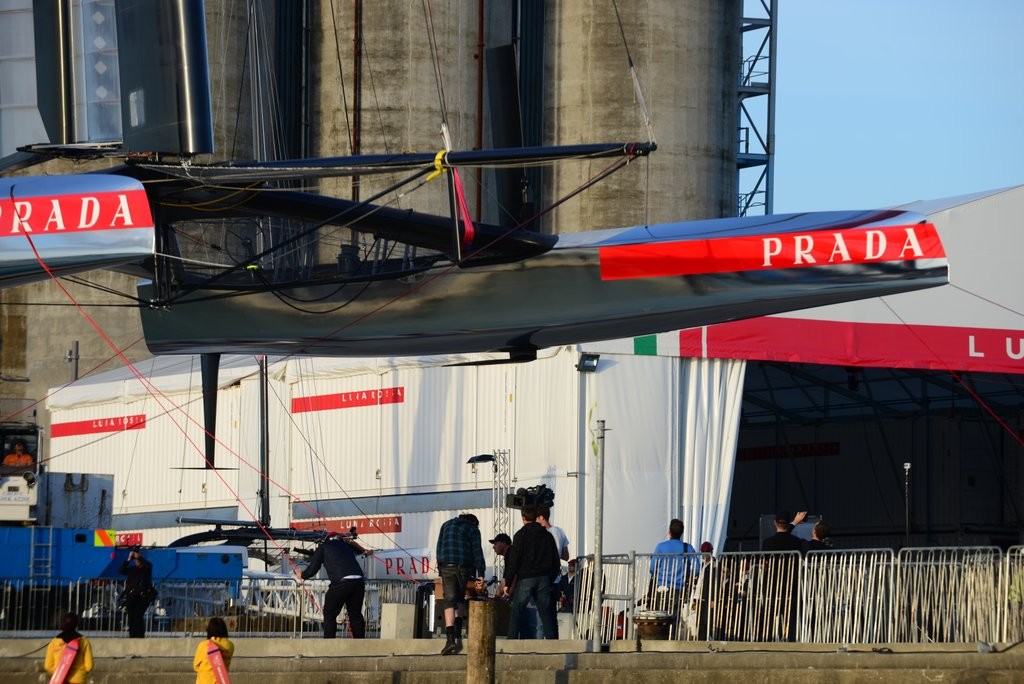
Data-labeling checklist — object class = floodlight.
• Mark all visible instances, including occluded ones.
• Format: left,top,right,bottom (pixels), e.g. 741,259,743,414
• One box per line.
576,353,600,373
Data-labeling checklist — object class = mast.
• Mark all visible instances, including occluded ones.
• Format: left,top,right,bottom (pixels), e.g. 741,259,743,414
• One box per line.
258,355,271,528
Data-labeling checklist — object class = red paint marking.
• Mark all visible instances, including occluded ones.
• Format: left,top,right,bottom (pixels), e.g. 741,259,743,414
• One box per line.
291,387,404,413
737,442,840,461
600,222,944,280
291,516,403,535
116,532,144,547
51,414,146,437
678,318,1024,374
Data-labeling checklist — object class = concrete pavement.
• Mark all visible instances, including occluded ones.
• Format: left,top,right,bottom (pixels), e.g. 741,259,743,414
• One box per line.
2,637,1022,682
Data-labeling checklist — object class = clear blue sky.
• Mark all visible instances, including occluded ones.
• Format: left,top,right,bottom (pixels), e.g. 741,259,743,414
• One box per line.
772,1,1024,213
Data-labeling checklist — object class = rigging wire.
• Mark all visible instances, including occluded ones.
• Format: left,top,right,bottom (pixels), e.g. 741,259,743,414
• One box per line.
177,356,198,510
879,297,1024,521
229,2,256,160
154,166,435,303
610,0,656,226
421,0,452,148
611,0,656,146
16,225,335,598
275,359,437,567
119,358,158,516
328,0,354,155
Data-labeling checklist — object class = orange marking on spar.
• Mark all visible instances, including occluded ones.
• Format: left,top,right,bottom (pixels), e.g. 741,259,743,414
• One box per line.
94,529,116,547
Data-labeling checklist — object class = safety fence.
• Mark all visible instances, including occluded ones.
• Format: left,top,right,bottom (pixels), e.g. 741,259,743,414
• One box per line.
2,546,1023,642
572,545,1024,644
0,577,421,638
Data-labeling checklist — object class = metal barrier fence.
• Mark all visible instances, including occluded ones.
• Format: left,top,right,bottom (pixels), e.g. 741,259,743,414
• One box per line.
570,546,1024,644
4,547,1023,642
895,547,1001,643
0,577,420,638
1005,546,1024,643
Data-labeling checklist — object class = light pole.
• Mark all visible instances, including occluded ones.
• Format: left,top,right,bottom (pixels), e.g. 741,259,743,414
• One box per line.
468,450,511,578
903,462,911,547
592,420,606,646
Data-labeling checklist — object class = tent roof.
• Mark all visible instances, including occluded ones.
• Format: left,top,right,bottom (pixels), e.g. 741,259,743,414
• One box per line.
588,185,1024,375
740,361,1024,428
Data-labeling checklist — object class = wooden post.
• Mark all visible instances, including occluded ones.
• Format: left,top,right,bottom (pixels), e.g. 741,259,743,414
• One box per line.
466,600,495,684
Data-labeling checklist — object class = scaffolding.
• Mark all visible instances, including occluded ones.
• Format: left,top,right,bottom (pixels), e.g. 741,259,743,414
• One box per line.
737,0,777,216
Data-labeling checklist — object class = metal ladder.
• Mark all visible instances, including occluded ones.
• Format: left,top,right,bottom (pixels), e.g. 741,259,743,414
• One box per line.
30,526,54,580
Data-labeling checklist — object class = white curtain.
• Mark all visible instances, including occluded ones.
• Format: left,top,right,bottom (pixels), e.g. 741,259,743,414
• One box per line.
679,357,746,553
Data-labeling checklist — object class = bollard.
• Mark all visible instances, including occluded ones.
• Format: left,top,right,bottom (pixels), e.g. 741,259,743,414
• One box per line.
466,600,495,684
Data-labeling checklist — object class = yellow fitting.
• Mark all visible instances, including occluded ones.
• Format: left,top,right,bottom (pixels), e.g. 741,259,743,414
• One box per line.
426,150,447,182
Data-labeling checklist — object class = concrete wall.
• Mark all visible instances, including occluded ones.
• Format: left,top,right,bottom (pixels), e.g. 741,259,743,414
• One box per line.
543,1,742,232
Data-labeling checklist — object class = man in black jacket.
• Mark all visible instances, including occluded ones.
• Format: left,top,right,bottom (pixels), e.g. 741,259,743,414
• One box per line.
119,547,155,638
502,505,560,639
295,533,366,638
761,510,806,552
760,510,804,641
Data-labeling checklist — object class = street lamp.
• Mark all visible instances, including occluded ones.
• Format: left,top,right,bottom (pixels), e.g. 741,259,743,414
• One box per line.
467,451,511,577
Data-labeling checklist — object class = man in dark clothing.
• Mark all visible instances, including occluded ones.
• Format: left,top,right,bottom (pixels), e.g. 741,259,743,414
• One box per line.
435,513,486,655
295,533,366,638
502,506,560,639
760,510,803,641
119,547,155,638
807,521,833,551
761,510,805,552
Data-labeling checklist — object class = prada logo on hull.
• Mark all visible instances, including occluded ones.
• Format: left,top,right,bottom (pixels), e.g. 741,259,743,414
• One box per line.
599,222,945,280
0,189,153,236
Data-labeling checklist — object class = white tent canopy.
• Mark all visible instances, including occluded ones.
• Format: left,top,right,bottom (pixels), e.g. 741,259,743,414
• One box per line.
669,185,1024,373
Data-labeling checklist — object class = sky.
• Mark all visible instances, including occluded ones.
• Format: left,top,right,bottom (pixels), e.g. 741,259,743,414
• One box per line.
771,1,1024,213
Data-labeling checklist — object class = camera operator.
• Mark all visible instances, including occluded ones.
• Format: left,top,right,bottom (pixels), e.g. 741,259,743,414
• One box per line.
119,546,155,638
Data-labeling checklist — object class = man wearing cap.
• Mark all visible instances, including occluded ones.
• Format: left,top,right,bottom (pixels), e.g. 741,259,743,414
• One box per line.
295,533,366,638
489,532,537,638
436,513,486,655
489,532,512,556
488,532,513,596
